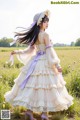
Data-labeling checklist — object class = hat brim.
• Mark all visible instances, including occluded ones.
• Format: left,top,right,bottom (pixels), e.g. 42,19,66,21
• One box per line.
37,10,50,25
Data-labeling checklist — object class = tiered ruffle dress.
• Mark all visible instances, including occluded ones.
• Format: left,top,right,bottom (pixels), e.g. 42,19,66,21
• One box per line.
4,32,74,112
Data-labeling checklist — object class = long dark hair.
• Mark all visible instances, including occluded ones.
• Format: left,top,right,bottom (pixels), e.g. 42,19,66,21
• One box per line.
14,15,49,46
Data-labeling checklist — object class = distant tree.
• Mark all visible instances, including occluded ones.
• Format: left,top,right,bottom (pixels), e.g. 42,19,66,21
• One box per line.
75,38,80,46
53,43,67,47
0,37,27,47
70,41,75,46
0,37,15,47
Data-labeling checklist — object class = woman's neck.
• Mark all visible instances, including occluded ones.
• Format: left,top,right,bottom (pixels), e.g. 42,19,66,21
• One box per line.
40,29,45,32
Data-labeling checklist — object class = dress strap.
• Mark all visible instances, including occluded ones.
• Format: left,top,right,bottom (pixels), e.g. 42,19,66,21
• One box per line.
45,44,53,49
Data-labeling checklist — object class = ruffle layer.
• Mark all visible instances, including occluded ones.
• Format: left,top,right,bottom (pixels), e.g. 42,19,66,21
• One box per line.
4,83,74,112
14,71,66,89
20,57,56,76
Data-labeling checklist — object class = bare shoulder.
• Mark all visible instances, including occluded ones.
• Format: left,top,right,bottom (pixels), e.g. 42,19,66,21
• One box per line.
43,32,51,45
43,32,49,39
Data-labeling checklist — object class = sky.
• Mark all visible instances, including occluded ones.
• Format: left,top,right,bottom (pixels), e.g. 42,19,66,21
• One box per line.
0,0,80,45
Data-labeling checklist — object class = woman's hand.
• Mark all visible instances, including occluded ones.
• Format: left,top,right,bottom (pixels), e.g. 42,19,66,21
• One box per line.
57,67,62,73
11,51,16,55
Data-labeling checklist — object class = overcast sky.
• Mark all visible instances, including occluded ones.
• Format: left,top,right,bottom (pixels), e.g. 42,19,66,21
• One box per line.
0,0,80,44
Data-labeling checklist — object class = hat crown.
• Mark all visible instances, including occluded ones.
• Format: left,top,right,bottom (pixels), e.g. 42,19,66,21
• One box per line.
33,13,41,22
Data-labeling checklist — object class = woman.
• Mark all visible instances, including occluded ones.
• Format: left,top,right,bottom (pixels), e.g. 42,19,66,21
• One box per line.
4,10,74,120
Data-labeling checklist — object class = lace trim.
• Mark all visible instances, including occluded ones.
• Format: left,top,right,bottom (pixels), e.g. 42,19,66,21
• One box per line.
11,100,74,112
14,78,66,89
22,70,55,76
23,83,66,89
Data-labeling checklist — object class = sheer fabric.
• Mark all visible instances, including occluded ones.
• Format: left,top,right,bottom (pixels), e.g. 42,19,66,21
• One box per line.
14,45,37,65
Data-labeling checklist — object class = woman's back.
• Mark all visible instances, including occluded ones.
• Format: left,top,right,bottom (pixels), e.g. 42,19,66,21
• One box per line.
34,31,46,52
35,31,45,45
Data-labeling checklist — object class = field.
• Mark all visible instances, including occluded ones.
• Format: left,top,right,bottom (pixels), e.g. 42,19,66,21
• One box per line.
0,47,80,120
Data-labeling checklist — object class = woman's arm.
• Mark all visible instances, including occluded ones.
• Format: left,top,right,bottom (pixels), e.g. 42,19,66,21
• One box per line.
11,45,36,55
8,44,36,66
44,33,59,75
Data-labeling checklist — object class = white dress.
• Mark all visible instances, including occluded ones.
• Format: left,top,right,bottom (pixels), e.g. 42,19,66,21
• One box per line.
4,32,74,112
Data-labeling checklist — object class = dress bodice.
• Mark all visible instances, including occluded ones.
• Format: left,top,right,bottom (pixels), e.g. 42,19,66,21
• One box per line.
35,31,46,52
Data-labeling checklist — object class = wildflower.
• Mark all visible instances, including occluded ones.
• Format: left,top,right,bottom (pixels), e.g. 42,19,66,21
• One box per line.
68,65,71,68
0,75,2,78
